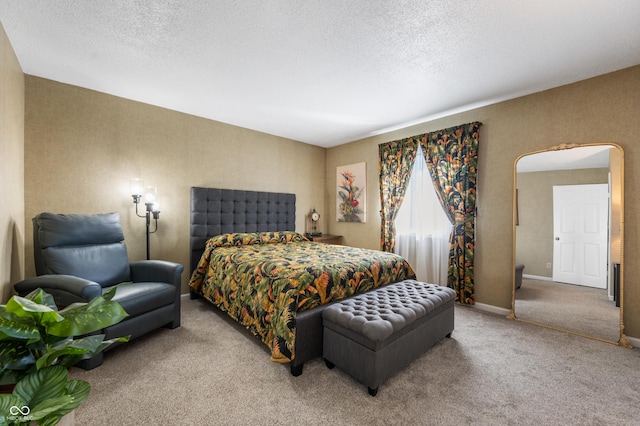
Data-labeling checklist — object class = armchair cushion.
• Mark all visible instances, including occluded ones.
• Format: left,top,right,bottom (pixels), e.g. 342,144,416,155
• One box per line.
35,212,124,247
43,243,131,287
34,212,132,287
107,282,176,318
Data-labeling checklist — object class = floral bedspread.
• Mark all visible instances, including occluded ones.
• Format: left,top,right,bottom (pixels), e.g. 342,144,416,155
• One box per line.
188,231,415,363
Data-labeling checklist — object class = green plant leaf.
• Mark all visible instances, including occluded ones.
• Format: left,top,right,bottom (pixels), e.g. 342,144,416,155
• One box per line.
54,335,130,369
91,335,130,354
0,341,35,374
0,393,26,425
35,335,104,370
23,288,57,311
5,296,62,329
0,315,40,341
48,292,128,337
101,286,118,301
0,370,21,387
10,367,90,425
59,379,90,413
13,365,68,410
28,395,74,423
0,288,128,398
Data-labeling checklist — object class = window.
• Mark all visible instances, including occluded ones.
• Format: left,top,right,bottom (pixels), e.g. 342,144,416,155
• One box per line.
394,147,451,285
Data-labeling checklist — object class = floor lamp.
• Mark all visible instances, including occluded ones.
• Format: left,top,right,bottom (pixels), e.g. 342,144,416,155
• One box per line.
130,179,160,260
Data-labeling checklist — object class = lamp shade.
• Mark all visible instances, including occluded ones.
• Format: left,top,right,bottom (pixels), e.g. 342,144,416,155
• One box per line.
130,178,144,196
144,186,157,203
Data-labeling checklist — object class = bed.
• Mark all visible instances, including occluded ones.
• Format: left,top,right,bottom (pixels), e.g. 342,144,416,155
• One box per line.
188,187,415,375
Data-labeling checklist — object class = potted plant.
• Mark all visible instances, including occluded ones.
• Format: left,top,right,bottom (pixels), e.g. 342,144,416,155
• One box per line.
0,287,129,425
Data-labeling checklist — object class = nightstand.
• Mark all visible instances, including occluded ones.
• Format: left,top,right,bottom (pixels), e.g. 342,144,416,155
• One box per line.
306,234,342,245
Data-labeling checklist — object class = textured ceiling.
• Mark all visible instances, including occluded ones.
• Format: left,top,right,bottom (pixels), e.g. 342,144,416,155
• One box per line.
1,1,640,147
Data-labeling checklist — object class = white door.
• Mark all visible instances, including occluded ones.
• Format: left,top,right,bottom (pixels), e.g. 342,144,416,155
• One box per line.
552,184,608,288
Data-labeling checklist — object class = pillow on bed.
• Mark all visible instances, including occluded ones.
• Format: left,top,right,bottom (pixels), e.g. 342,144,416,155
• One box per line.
259,231,309,244
206,232,261,248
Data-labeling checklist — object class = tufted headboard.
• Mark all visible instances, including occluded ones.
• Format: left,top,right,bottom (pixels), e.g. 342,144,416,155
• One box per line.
189,187,296,273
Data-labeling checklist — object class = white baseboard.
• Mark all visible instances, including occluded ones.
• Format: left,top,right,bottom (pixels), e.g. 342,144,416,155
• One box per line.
472,302,511,317
522,274,552,281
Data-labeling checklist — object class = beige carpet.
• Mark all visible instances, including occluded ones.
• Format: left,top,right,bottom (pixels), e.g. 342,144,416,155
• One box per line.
514,278,620,342
70,295,640,425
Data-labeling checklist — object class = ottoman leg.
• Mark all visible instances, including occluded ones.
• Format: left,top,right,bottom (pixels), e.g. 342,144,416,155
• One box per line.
368,386,378,397
324,358,335,369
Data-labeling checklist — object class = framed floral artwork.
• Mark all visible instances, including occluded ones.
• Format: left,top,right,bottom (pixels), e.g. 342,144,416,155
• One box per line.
336,162,366,223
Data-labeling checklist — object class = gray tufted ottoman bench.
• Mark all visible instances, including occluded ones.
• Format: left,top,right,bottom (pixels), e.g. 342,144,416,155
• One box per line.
322,279,456,396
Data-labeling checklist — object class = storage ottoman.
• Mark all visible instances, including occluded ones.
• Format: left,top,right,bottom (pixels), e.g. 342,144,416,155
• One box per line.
322,280,456,396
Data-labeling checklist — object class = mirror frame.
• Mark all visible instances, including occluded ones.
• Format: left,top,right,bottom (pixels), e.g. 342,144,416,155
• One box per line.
507,142,631,348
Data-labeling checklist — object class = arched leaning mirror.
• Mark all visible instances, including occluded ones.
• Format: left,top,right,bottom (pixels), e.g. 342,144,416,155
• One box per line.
509,142,631,348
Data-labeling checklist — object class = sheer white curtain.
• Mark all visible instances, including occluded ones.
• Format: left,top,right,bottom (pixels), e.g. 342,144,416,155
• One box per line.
394,146,452,285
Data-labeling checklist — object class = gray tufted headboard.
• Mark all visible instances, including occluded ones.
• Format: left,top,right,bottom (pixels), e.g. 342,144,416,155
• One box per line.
189,187,296,273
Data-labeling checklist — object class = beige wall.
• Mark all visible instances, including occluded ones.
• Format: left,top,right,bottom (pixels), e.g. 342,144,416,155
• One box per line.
326,65,640,339
24,76,327,292
0,21,24,302
516,168,609,278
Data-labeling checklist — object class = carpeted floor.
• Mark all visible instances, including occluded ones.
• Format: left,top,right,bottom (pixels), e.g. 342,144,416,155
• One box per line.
514,278,620,342
70,295,640,426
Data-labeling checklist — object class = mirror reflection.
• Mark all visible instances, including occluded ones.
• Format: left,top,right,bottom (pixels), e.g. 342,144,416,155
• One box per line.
511,143,628,345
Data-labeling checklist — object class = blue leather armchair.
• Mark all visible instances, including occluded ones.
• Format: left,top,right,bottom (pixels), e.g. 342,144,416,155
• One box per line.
14,212,183,369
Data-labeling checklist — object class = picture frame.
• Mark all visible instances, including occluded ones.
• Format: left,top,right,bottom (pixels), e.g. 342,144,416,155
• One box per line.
336,162,366,223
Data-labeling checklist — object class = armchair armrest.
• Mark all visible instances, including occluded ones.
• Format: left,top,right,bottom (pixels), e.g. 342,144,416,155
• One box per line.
129,260,184,287
13,274,102,304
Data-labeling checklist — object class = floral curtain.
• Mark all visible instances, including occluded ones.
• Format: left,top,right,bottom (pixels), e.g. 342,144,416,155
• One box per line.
422,122,481,304
378,137,421,252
